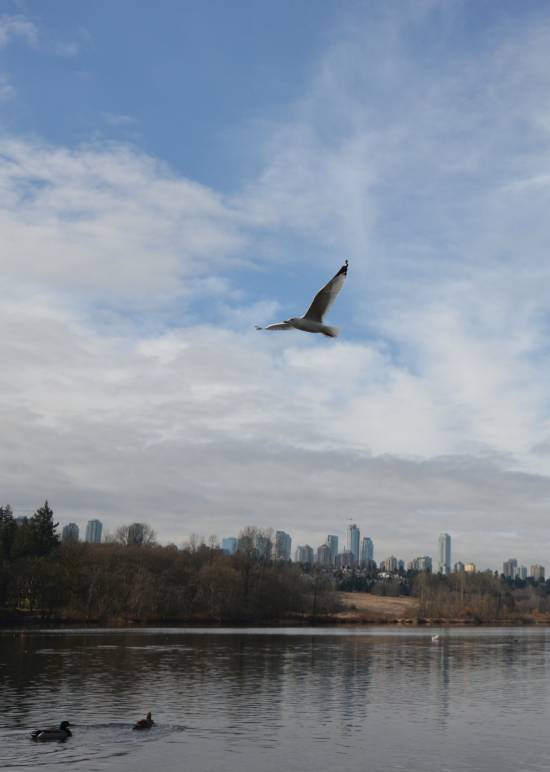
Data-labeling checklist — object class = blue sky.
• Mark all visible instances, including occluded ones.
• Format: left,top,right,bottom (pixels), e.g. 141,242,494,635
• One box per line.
4,0,334,189
2,0,550,568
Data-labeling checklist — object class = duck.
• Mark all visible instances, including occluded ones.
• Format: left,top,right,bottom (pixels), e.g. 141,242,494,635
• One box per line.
31,721,72,741
133,712,154,730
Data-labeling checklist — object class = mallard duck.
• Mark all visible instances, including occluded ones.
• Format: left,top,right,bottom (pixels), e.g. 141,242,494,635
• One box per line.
133,712,154,730
31,721,72,741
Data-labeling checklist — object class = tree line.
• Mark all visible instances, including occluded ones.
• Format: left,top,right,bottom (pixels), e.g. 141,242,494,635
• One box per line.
411,570,550,621
0,505,338,623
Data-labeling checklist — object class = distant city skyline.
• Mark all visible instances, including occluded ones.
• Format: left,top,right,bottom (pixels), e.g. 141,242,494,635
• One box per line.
54,514,547,573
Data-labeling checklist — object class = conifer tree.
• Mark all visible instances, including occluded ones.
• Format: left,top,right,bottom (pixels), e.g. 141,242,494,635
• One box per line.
29,500,60,556
0,505,16,560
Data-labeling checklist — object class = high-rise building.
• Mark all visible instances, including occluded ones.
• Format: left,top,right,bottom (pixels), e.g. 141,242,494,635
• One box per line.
317,544,332,565
295,545,314,565
454,561,465,573
384,555,398,573
275,531,292,561
438,533,451,575
411,556,432,572
347,523,360,564
335,550,355,569
128,523,145,545
464,562,476,574
360,537,374,564
255,532,272,561
85,519,103,544
503,558,518,578
327,535,338,563
530,564,545,581
221,537,238,555
515,565,527,580
62,523,79,542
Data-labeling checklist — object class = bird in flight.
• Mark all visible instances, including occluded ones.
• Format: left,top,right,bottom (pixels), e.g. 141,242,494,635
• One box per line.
255,260,348,338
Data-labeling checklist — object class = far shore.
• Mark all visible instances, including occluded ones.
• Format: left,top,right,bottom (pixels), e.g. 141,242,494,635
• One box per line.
3,592,550,628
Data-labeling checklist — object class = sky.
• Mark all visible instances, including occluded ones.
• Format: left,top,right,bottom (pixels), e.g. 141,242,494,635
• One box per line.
2,0,550,569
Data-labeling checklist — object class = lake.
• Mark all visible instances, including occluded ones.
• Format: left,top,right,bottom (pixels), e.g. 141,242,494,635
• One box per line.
1,626,550,771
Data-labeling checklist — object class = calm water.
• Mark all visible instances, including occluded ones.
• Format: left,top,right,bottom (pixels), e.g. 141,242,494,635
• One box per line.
1,626,550,771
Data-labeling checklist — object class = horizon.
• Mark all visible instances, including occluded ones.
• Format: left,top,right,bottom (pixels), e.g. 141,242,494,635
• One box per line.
50,513,542,573
2,1,550,570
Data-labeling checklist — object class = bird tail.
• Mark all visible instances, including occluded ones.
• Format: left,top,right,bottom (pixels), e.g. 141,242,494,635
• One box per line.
322,326,340,338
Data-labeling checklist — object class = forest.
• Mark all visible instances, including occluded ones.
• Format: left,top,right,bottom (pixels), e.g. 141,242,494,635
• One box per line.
0,503,338,624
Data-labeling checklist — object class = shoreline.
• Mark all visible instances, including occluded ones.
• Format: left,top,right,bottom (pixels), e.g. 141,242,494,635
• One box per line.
3,591,549,628
2,613,550,629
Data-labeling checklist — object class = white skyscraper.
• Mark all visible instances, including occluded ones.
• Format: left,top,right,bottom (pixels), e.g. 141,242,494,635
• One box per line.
438,533,451,575
85,519,103,544
347,523,360,564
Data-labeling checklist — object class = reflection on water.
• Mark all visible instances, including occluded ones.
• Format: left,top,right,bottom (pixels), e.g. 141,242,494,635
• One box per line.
2,627,550,771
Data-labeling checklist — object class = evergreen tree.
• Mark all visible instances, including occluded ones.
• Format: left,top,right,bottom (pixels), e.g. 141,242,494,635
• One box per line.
29,501,60,556
0,505,16,560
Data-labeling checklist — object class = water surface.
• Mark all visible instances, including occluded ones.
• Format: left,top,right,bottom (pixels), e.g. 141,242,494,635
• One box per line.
1,626,550,771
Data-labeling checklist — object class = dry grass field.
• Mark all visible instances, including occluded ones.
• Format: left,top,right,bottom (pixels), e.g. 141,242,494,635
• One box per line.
337,592,419,622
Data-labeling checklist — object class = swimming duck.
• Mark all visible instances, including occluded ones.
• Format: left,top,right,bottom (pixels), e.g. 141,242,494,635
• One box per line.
31,721,72,741
133,712,154,730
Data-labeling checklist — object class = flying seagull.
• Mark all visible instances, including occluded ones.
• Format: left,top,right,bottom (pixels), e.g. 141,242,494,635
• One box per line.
256,260,348,338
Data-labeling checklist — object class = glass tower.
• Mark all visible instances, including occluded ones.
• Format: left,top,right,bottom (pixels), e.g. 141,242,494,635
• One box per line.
347,523,360,564
438,533,451,575
85,519,103,544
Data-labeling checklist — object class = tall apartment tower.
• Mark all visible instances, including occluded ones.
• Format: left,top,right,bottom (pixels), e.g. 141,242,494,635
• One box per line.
503,558,518,579
85,519,103,544
327,535,339,563
221,537,238,555
128,522,145,545
530,564,545,581
361,537,374,563
62,523,79,542
438,533,451,575
295,545,314,565
347,523,360,564
275,530,292,561
317,543,332,565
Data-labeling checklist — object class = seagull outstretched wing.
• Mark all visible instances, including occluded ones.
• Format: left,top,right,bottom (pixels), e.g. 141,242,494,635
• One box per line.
303,260,348,322
255,322,293,331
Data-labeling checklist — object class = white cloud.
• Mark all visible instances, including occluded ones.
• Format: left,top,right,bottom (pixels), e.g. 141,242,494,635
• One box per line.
0,138,247,309
2,290,549,568
0,14,38,48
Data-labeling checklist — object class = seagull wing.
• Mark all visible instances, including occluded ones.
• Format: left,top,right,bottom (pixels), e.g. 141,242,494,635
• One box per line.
256,322,293,331
303,261,348,322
